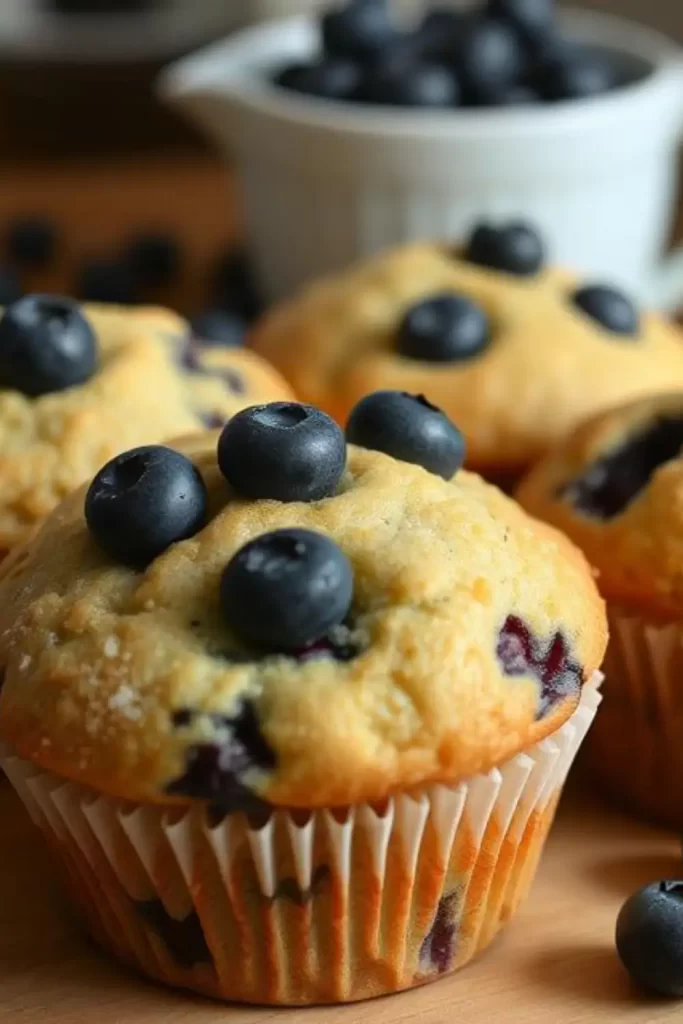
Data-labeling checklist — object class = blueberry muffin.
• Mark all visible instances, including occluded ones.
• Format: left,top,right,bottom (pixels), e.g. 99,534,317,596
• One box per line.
0,294,293,555
517,393,683,829
251,221,683,483
0,391,605,1003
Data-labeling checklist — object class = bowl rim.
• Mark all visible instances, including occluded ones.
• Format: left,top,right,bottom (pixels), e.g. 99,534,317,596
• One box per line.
160,7,683,140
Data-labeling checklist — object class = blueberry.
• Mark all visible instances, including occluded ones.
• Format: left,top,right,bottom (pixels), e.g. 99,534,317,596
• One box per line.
535,49,616,100
218,402,346,503
190,308,245,347
85,445,208,567
124,231,181,289
346,391,465,480
7,217,57,270
361,61,460,107
486,0,556,43
220,528,354,653
465,221,545,276
210,248,263,322
486,84,540,105
397,293,490,362
136,900,212,969
275,58,362,101
78,258,138,305
496,615,582,718
616,881,683,997
321,0,396,61
0,268,23,305
455,17,525,103
0,295,97,397
416,8,469,62
572,284,639,336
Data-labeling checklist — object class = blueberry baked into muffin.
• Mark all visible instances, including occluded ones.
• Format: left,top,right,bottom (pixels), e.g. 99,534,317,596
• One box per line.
518,394,683,830
0,294,293,555
251,221,683,483
0,391,605,1003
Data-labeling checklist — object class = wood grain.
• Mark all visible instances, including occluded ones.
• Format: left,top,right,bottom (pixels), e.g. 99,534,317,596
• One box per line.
1,778,681,1023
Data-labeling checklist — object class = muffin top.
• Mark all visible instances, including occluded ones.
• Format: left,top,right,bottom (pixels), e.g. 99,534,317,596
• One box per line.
0,392,606,811
250,222,683,476
518,393,683,618
0,296,293,551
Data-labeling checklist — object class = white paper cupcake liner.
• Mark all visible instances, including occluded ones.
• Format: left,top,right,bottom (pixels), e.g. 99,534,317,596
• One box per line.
1,677,601,1005
584,605,683,828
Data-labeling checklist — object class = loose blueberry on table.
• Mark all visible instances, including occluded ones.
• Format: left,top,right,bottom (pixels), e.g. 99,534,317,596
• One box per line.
273,0,622,109
464,220,545,276
559,415,683,520
616,881,683,997
346,390,466,480
397,292,490,362
218,402,347,502
0,294,98,396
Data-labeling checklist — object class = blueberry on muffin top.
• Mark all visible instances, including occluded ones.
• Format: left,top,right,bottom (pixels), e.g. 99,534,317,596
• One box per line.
0,393,606,810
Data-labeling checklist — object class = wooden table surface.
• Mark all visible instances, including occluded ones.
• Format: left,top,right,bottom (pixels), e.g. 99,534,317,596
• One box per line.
1,778,681,1024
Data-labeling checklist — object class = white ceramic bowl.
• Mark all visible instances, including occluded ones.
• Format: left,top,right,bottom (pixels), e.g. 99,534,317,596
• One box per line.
160,10,683,307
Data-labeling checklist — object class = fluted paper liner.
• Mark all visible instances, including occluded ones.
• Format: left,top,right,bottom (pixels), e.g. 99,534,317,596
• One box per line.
584,606,683,829
1,678,601,1005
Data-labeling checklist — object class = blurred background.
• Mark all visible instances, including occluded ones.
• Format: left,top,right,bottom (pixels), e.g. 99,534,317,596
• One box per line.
0,0,679,320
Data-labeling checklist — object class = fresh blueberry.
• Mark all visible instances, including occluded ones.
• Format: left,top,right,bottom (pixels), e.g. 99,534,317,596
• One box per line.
361,61,460,107
416,8,469,62
321,0,396,62
0,268,23,305
397,293,490,362
124,231,181,289
572,284,639,336
85,445,208,567
455,17,525,103
346,391,465,480
486,0,556,43
78,258,138,305
220,528,354,653
275,58,362,100
210,248,263,322
616,881,683,997
486,84,541,105
465,221,545,276
0,295,97,397
7,217,57,270
190,308,245,347
218,402,346,503
535,48,616,100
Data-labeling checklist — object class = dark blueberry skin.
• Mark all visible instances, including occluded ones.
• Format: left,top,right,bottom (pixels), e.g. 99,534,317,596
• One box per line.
125,231,181,290
0,268,23,305
274,58,362,101
361,61,460,108
321,0,396,62
535,49,616,101
220,528,354,654
346,391,466,481
416,8,469,62
572,284,639,336
190,308,246,347
487,0,556,43
559,416,683,520
78,258,138,305
210,248,263,322
465,221,545,276
420,893,459,974
397,293,490,363
616,882,683,997
218,402,346,503
485,84,540,105
7,217,57,270
0,295,98,397
496,615,582,718
455,17,525,103
136,899,212,969
85,445,208,567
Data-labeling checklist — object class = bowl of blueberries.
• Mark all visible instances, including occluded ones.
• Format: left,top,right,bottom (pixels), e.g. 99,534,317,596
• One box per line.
161,0,683,305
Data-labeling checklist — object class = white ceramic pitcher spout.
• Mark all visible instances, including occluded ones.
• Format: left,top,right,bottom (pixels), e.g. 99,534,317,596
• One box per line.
160,12,683,308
